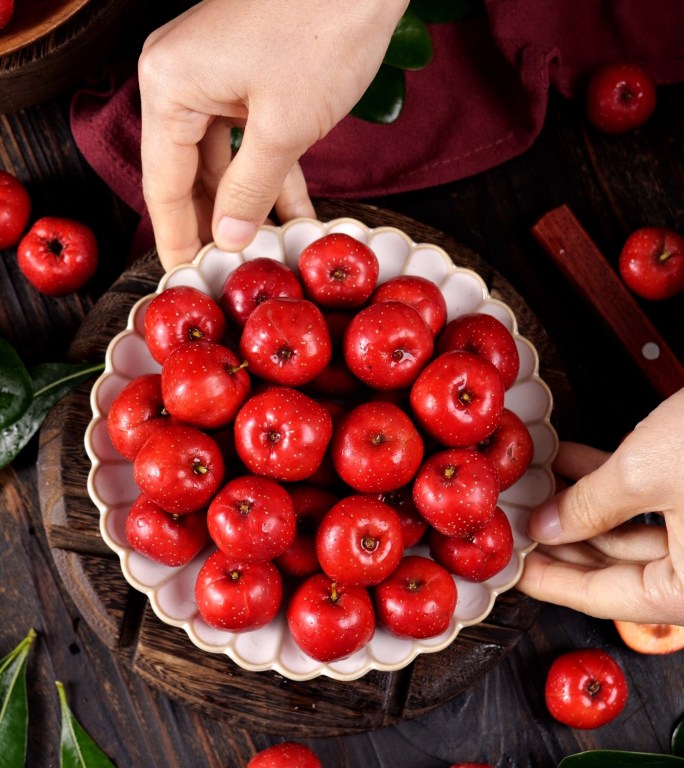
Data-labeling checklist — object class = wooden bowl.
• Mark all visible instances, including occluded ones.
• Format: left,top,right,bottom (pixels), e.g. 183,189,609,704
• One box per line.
0,0,141,113
0,0,91,57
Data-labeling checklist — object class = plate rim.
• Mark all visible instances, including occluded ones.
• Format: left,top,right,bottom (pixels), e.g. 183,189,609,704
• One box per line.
85,216,558,681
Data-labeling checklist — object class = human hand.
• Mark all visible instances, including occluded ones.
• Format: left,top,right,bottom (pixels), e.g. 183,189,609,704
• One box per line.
138,0,409,271
517,388,684,625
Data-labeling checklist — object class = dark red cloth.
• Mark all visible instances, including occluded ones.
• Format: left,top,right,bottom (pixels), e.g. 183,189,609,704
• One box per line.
70,0,684,259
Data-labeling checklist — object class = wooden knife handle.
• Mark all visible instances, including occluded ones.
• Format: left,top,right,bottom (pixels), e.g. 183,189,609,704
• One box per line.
531,205,684,401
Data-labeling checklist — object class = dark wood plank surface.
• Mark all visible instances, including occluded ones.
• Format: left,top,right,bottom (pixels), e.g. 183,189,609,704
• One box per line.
0,14,683,767
531,204,684,400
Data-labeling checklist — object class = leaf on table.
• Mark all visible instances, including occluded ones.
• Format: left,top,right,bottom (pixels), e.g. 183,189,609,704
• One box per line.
0,361,104,470
409,0,485,23
559,751,684,767
351,64,405,124
57,682,114,768
0,338,33,431
384,8,433,70
0,628,36,768
672,714,684,757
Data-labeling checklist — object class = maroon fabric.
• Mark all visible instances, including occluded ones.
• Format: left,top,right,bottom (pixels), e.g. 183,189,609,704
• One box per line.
70,0,684,259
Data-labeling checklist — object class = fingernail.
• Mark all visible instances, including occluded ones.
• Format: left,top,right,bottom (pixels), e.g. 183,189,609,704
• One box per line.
529,500,562,543
215,216,258,251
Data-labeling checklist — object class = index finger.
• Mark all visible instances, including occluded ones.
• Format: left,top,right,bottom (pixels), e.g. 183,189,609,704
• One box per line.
139,102,206,270
518,549,684,624
527,434,668,545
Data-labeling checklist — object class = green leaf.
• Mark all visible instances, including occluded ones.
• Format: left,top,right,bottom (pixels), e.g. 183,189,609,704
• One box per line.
351,64,405,124
57,682,114,768
559,751,684,767
673,715,684,757
0,628,36,768
0,339,33,430
0,361,104,469
409,0,485,23
384,8,432,70
230,126,243,154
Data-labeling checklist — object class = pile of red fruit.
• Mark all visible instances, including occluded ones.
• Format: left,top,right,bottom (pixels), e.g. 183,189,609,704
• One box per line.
106,232,535,663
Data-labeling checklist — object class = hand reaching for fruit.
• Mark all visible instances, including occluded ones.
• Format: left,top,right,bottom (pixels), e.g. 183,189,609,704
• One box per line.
138,0,409,271
518,388,684,625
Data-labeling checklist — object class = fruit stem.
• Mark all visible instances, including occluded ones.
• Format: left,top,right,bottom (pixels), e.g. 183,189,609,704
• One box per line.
228,360,249,375
443,464,456,480
587,679,601,697
458,390,473,406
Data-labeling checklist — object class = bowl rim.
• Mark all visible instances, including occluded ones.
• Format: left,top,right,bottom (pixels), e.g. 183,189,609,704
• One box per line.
85,216,558,681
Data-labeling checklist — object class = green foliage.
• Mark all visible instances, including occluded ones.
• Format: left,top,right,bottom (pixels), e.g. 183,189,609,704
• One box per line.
0,339,32,431
383,8,433,71
57,682,114,768
352,0,486,124
0,631,114,767
672,715,684,757
230,126,243,154
559,722,684,768
557,709,684,767
0,337,103,469
559,752,684,767
0,629,35,768
351,64,406,124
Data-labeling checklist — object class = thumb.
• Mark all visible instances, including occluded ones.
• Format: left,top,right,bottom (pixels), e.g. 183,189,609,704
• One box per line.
211,123,305,251
527,454,644,545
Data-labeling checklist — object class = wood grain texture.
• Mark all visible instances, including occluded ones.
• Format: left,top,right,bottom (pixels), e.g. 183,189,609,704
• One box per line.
0,0,91,56
0,0,142,113
531,205,684,399
2,74,682,767
38,202,571,736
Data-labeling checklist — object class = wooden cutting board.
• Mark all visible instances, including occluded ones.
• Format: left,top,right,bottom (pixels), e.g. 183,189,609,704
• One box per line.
37,202,574,737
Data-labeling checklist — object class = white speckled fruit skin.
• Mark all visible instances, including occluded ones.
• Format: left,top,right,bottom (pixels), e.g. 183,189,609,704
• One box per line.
85,217,558,682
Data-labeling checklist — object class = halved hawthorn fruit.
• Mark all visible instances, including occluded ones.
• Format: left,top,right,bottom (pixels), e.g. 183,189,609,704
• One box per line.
614,620,684,655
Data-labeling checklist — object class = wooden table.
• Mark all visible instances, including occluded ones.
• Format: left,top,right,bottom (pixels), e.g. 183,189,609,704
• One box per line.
1,17,683,768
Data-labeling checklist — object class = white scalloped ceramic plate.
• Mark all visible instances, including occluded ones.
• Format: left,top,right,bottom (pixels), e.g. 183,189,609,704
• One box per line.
85,217,558,681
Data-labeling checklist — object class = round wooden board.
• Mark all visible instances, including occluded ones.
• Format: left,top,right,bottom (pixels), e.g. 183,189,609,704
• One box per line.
37,202,573,737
